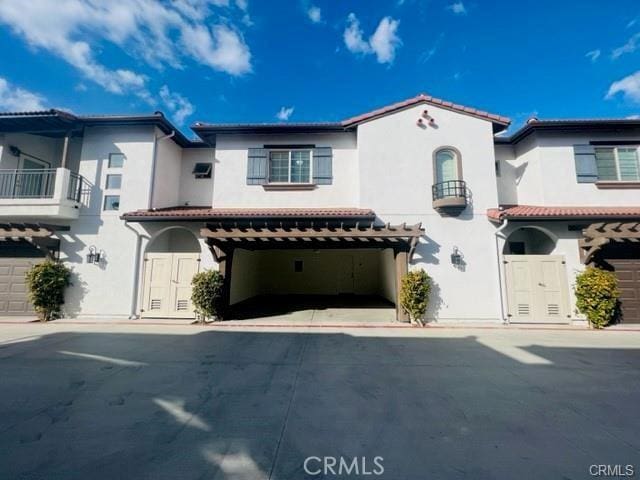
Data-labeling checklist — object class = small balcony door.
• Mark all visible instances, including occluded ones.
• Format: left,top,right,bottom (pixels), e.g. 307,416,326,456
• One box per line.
16,157,52,198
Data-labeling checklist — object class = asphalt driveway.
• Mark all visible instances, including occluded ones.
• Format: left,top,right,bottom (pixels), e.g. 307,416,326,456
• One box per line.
0,324,638,479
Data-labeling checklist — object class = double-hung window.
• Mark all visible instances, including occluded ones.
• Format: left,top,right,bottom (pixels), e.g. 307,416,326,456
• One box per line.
595,146,640,181
268,150,311,183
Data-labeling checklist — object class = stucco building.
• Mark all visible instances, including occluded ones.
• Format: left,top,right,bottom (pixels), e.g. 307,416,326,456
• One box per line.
1,94,639,324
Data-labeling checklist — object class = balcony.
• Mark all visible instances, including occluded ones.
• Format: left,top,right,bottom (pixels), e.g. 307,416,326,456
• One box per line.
432,180,468,215
0,168,85,219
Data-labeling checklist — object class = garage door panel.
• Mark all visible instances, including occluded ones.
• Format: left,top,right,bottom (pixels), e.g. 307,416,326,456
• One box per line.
601,245,640,324
0,251,44,316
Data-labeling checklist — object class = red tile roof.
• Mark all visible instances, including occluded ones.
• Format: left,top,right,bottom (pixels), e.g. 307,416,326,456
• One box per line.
487,205,640,222
122,206,376,221
342,93,511,130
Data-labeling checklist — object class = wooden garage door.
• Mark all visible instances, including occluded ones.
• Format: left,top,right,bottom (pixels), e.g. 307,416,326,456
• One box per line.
0,241,46,316
0,260,44,316
609,258,640,323
599,244,640,324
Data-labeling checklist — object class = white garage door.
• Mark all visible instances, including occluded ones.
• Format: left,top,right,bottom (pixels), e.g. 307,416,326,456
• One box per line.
504,255,570,323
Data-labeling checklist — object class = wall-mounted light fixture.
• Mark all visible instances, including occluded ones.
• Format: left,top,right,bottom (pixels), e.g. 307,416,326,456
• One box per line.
450,246,464,266
416,118,424,127
86,245,105,264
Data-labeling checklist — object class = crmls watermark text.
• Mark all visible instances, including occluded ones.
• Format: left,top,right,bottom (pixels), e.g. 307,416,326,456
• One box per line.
303,456,384,476
589,464,635,477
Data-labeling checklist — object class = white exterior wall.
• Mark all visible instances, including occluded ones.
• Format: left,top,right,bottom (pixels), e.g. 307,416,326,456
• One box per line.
511,131,640,206
179,148,216,206
229,249,389,305
357,104,503,322
213,132,358,208
494,144,518,205
61,126,156,318
151,129,182,209
499,222,585,321
0,133,62,169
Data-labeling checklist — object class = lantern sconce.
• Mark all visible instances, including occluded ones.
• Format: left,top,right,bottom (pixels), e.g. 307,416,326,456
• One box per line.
86,245,105,265
450,246,464,266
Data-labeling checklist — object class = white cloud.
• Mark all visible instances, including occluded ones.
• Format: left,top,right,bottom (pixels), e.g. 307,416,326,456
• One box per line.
585,49,601,62
0,77,47,111
606,71,640,102
612,32,640,59
159,85,195,125
343,13,401,64
626,114,640,119
276,106,294,121
369,17,401,63
344,13,372,55
307,5,322,23
447,2,467,15
0,0,252,102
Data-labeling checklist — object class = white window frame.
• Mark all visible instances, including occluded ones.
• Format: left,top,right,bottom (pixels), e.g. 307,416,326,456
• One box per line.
267,149,312,184
103,152,124,212
595,145,640,181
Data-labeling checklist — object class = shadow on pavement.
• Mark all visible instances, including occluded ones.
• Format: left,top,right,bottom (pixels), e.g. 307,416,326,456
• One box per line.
0,328,638,479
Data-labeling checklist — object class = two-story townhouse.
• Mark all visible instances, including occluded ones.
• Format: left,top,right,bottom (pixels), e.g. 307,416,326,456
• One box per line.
1,95,638,325
493,119,640,324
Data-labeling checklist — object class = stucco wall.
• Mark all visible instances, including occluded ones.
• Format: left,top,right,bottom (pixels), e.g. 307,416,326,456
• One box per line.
229,249,388,304
378,249,396,304
0,133,62,169
212,132,359,208
512,130,640,206
151,130,182,209
494,144,518,205
179,148,216,207
499,221,585,321
60,126,157,318
357,103,503,322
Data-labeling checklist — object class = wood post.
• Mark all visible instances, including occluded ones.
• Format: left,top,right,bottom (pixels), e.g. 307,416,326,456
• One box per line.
216,247,234,318
395,249,409,322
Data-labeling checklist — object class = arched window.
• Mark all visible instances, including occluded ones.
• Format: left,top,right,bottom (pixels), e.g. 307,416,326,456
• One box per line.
434,148,461,184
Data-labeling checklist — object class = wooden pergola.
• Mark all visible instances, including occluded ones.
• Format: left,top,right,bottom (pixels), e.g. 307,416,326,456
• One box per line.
0,223,69,258
200,221,425,321
580,221,640,263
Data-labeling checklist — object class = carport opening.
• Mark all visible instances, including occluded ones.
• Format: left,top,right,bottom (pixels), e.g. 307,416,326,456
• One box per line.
228,248,397,320
503,227,556,255
146,228,201,254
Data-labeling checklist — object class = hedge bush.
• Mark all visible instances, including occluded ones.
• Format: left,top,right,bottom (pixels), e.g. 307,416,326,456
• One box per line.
400,269,432,326
191,270,224,322
25,260,72,322
574,266,619,329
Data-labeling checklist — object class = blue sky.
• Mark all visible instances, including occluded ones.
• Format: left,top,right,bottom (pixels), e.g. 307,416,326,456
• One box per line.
1,0,640,136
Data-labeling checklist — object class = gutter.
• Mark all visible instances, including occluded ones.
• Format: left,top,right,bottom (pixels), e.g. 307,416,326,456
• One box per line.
493,218,509,324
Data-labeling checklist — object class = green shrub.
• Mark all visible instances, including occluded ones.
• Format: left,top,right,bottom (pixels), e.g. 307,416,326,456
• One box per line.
400,269,432,326
25,260,72,322
191,269,224,322
574,267,619,329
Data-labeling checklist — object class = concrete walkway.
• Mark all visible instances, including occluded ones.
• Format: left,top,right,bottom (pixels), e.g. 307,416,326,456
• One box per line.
0,323,639,479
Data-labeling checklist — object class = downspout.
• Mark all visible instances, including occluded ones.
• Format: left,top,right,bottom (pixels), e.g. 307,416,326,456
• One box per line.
128,128,174,319
494,217,509,324
124,220,146,319
147,130,175,209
